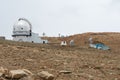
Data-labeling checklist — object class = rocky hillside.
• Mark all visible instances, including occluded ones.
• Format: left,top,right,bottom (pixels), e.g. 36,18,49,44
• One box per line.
0,32,120,80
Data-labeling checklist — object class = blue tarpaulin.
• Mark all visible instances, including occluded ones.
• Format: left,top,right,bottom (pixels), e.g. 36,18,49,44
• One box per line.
90,43,110,50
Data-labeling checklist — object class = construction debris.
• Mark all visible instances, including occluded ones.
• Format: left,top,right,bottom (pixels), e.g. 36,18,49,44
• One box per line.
59,70,72,74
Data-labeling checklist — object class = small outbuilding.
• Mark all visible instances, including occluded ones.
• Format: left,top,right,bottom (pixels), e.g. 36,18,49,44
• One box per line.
0,36,5,40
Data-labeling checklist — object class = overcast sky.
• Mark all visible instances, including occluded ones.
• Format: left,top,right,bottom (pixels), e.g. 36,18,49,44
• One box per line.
0,0,120,39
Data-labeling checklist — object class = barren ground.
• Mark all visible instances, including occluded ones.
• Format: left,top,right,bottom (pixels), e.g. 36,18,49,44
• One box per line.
0,32,120,80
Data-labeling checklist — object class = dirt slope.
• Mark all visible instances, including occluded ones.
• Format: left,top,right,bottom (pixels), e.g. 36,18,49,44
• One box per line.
0,32,120,80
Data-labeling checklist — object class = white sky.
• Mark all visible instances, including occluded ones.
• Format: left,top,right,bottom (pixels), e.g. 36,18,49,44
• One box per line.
0,0,120,39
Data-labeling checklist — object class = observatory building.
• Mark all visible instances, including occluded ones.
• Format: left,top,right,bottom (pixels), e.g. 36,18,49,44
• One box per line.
12,18,47,43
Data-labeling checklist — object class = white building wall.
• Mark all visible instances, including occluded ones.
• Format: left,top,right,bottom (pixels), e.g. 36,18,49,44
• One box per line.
31,33,42,43
13,32,43,43
13,36,32,42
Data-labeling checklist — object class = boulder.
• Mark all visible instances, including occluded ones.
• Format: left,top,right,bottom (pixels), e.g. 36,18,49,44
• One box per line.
0,67,9,77
0,77,6,80
0,72,3,77
0,67,33,80
19,75,35,80
37,71,54,80
8,70,28,79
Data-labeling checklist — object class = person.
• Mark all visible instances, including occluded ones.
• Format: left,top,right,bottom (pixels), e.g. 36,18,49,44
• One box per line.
89,37,95,48
69,40,74,47
60,41,67,46
88,37,93,44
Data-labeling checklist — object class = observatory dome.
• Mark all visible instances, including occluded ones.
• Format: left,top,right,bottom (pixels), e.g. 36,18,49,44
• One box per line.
13,18,32,32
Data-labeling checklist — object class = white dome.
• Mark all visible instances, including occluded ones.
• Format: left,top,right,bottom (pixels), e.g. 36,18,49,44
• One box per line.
13,18,32,31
